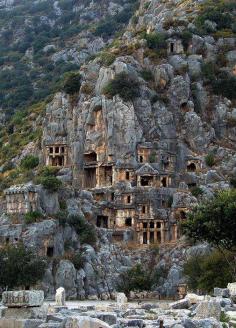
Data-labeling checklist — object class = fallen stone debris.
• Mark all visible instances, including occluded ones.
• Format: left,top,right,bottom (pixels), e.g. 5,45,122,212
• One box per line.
1,287,236,328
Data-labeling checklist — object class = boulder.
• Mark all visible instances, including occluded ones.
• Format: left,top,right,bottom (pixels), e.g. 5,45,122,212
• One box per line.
195,300,221,320
170,299,190,309
182,318,222,328
185,293,204,304
65,316,110,328
227,283,236,297
116,293,127,305
214,288,230,298
0,318,44,328
2,291,44,308
95,313,117,325
55,287,66,306
2,305,48,320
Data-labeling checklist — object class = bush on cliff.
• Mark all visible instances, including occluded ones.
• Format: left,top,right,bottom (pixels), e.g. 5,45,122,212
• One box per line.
0,244,47,290
63,72,81,95
40,176,62,192
182,190,236,279
144,32,167,51
25,211,43,224
103,72,140,101
117,264,153,295
205,153,215,167
212,75,236,100
35,166,62,192
67,214,97,246
184,250,234,293
21,155,39,170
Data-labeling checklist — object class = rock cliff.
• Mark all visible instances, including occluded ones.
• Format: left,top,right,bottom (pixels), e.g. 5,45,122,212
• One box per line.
0,0,235,299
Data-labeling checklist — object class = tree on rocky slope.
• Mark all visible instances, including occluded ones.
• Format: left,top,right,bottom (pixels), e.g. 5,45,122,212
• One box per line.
0,244,47,291
182,189,236,276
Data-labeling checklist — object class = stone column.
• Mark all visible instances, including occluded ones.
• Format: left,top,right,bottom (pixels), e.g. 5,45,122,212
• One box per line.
161,222,165,244
154,227,157,243
139,232,143,244
174,224,178,241
147,223,150,245
96,166,100,188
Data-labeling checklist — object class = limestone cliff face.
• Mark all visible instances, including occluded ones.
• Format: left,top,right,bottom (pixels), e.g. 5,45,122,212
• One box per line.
0,0,236,300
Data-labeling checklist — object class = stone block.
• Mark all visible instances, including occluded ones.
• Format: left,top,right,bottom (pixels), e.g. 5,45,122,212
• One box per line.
2,305,48,320
214,288,230,298
65,316,110,328
39,324,63,328
96,313,117,325
170,299,190,309
228,283,236,296
195,300,221,320
185,293,204,304
127,319,144,328
2,291,44,308
55,288,65,307
116,293,127,305
0,318,44,328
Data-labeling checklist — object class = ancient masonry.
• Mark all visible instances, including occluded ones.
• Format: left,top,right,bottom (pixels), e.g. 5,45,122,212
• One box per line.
1,37,204,247
38,92,201,246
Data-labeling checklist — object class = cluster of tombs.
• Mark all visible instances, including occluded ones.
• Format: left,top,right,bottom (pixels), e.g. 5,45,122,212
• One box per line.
0,142,201,247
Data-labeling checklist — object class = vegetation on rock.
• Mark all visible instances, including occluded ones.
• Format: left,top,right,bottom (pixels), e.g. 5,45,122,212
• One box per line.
205,153,215,167
21,155,39,170
63,73,81,95
184,250,234,293
0,244,47,290
67,214,97,246
183,190,236,279
103,72,140,101
117,263,153,295
25,211,43,224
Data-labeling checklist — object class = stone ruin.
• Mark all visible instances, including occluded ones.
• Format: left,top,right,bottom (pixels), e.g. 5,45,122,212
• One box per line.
4,184,39,215
44,144,70,167
55,287,66,307
0,290,46,327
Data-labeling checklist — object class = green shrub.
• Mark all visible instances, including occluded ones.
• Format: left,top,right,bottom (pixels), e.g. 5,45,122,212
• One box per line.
54,210,68,227
143,1,151,9
35,166,62,192
100,52,116,66
220,312,230,323
180,30,192,51
80,83,94,95
21,155,39,170
41,176,62,192
24,211,43,224
140,69,154,81
183,250,234,293
67,214,97,246
103,72,140,101
63,73,81,95
195,0,235,33
117,264,153,295
59,200,67,210
38,166,59,177
205,153,215,167
71,252,85,270
191,186,203,198
144,32,167,51
230,175,236,188
202,61,217,81
212,75,236,100
0,244,47,290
